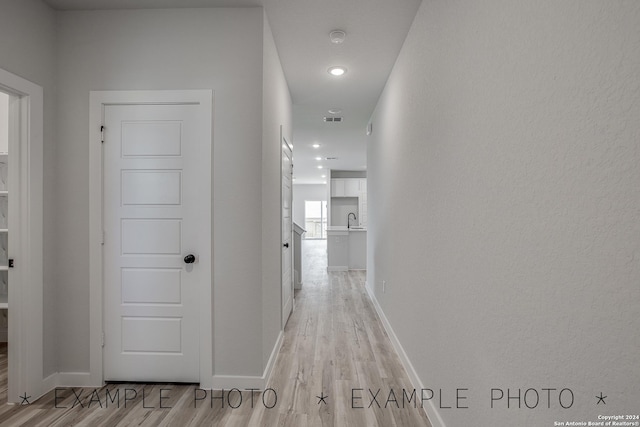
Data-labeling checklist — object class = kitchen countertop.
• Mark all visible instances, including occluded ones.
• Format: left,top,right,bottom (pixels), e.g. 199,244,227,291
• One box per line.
326,226,367,232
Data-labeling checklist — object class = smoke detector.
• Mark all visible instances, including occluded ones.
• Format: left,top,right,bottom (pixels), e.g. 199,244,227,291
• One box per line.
329,30,346,44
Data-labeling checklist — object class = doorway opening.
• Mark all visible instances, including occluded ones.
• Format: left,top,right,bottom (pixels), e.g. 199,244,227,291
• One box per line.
0,67,45,404
304,200,327,240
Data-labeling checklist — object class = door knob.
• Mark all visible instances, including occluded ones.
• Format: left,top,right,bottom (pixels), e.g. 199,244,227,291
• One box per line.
184,254,196,264
283,243,289,248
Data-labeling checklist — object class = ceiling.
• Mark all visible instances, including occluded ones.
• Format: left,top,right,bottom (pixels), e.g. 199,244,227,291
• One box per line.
42,0,422,184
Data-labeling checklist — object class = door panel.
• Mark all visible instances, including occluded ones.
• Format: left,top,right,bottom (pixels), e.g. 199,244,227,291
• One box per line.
121,219,182,255
121,317,183,352
121,121,182,157
121,170,182,205
103,102,209,382
121,268,182,304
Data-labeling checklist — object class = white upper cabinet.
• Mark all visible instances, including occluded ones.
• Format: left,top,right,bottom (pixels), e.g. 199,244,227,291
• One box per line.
344,179,360,197
331,178,366,198
331,178,346,197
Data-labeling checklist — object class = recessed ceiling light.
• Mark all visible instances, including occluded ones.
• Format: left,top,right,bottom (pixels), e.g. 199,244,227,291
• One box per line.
315,157,322,161
328,108,342,115
321,175,326,178
322,181,327,184
328,66,347,76
317,165,323,169
329,30,346,44
312,143,320,148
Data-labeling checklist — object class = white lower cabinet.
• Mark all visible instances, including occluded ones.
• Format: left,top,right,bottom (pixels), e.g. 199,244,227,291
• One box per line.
327,228,367,271
327,230,349,271
348,230,367,270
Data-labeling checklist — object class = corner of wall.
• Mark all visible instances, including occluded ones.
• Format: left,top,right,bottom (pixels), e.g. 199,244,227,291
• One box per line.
261,6,293,372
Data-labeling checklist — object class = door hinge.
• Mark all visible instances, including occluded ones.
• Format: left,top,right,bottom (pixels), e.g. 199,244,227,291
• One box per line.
101,332,105,348
100,125,105,143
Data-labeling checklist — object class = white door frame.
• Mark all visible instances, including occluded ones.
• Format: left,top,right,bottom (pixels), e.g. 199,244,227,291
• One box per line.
89,90,213,387
281,132,294,328
0,67,44,403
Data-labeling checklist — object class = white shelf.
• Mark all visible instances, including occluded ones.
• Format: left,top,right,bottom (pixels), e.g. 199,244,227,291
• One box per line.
0,191,7,196
0,267,8,271
0,229,7,233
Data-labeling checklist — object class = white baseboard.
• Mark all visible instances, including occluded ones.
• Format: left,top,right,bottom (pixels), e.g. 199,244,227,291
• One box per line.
263,330,284,387
38,332,285,399
211,330,283,391
42,372,58,393
46,372,99,388
327,266,348,272
294,269,302,290
365,285,446,427
211,375,269,390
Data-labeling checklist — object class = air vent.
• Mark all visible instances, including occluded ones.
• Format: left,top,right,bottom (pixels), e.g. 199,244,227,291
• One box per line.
325,157,338,160
323,116,343,123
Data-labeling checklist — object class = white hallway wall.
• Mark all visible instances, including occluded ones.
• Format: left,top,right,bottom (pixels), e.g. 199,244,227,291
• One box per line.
368,0,640,425
262,10,293,368
0,0,58,377
54,7,286,379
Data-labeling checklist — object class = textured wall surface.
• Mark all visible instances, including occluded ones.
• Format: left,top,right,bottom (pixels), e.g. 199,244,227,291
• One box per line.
262,10,293,368
368,0,640,425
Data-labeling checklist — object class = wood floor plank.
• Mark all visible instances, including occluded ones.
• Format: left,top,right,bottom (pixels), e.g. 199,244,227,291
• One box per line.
0,240,432,426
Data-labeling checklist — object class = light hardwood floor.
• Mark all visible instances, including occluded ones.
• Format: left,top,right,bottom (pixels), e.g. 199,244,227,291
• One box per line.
0,240,431,426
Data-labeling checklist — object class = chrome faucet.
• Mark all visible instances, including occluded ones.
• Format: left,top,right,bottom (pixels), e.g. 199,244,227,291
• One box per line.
347,212,357,229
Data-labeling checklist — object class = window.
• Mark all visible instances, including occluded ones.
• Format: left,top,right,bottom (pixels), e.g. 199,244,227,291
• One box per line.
304,200,327,239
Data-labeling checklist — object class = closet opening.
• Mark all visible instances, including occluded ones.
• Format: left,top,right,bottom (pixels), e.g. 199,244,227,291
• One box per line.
0,66,45,404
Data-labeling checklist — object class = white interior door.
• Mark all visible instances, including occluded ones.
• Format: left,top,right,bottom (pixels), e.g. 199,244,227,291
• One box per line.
282,137,293,327
103,101,210,382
